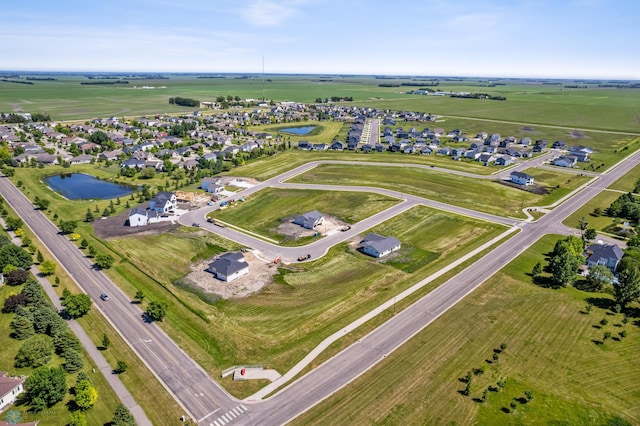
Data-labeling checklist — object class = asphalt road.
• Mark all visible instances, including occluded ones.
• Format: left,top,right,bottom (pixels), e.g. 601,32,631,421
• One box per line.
2,147,638,426
0,177,245,424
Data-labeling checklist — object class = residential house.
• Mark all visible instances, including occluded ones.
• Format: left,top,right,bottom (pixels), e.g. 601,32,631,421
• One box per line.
330,140,344,150
148,192,177,214
552,140,567,150
293,210,324,229
495,155,513,166
312,143,329,151
510,171,535,186
553,155,578,168
70,154,94,165
201,177,221,191
569,146,593,162
208,252,249,282
520,137,532,146
99,150,122,161
585,243,624,273
0,372,25,412
478,153,496,165
297,141,313,151
359,233,401,258
128,207,149,227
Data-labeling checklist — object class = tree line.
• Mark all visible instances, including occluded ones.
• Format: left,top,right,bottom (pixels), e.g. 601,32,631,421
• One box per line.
169,97,200,107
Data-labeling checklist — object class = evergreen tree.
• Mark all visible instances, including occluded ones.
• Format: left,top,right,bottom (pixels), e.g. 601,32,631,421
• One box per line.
10,314,35,340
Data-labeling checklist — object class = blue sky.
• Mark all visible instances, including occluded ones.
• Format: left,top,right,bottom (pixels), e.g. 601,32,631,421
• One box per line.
2,0,638,78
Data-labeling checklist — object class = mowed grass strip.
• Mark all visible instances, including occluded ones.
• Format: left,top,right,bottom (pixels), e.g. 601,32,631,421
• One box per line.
104,207,503,391
208,188,400,245
291,235,640,426
289,164,589,218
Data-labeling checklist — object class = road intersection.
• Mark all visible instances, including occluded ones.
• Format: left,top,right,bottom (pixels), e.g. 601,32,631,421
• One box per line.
1,147,638,425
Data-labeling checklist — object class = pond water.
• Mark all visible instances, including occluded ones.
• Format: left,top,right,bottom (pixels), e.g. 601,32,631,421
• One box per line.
45,173,135,200
279,126,316,135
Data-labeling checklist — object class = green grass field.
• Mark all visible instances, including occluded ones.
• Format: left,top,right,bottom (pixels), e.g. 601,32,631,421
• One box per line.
0,281,120,426
289,164,591,218
249,121,346,144
207,188,399,245
103,206,504,396
3,75,640,134
292,234,640,426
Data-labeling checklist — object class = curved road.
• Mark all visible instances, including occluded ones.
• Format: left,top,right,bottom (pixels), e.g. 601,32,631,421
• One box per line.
2,148,638,425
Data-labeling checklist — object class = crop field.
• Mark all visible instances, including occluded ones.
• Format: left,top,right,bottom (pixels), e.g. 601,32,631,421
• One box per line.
292,234,640,426
289,164,591,218
103,207,504,393
207,188,399,245
2,75,640,133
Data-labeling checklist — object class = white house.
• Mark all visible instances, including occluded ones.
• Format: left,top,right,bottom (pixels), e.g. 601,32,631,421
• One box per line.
207,252,249,282
128,207,149,227
148,192,177,214
553,155,578,168
0,372,25,412
510,171,535,186
359,233,401,258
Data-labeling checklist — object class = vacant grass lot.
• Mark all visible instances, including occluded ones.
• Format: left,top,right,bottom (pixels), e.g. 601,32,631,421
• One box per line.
230,150,499,181
208,188,399,245
292,234,640,426
105,207,503,396
289,164,590,218
609,162,640,193
522,168,593,206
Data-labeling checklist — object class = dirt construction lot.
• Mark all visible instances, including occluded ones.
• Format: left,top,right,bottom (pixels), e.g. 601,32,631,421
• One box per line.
184,251,277,299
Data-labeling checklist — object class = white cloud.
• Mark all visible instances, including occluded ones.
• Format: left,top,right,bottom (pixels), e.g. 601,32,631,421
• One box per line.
239,0,308,27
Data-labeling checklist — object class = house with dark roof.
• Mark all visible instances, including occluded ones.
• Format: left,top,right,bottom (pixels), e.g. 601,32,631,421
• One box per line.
359,233,401,258
148,191,177,214
0,372,25,412
294,210,324,229
585,243,624,273
128,207,149,227
207,252,249,282
297,140,313,151
510,171,535,186
569,146,593,162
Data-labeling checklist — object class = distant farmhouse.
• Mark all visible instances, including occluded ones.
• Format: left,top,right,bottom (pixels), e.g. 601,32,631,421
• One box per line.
359,233,401,258
128,207,149,227
294,210,324,229
510,171,535,186
207,252,249,282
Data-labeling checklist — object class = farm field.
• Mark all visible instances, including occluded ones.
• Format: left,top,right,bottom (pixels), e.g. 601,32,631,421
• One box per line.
103,206,505,395
292,234,640,426
289,164,591,218
207,188,400,245
2,75,640,133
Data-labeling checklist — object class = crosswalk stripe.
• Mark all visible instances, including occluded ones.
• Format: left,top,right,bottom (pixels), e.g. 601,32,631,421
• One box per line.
223,414,231,421
217,417,226,425
213,421,220,426
240,404,247,411
232,407,241,415
228,411,237,418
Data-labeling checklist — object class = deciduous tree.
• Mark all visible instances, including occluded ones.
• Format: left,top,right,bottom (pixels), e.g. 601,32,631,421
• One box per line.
146,301,167,321
24,366,67,410
61,293,92,318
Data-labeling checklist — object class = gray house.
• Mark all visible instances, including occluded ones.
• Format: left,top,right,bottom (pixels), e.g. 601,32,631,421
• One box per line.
294,210,324,229
359,233,401,258
208,252,249,282
585,243,624,273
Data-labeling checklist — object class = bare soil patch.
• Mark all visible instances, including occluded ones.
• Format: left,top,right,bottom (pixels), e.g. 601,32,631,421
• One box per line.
569,130,588,139
521,126,535,132
93,203,179,239
183,252,277,299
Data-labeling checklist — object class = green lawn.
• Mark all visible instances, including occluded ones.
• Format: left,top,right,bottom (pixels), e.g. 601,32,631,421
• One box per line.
249,121,345,144
291,234,640,426
289,164,590,218
104,207,504,397
0,282,120,426
523,168,593,206
207,188,399,245
609,162,640,193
